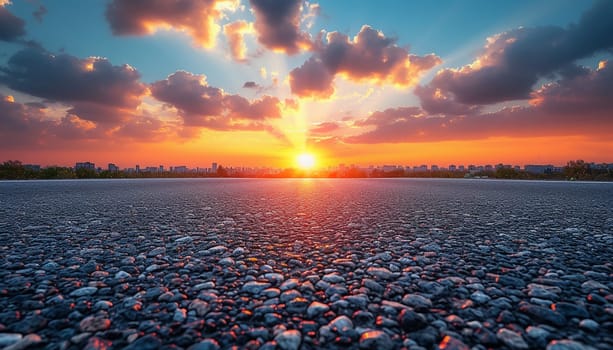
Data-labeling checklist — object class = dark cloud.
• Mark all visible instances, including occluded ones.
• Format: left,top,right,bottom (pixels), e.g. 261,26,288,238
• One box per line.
531,61,613,114
0,94,103,147
151,70,284,130
414,85,480,116
33,5,47,23
0,93,179,149
0,94,48,138
290,25,440,98
346,62,613,144
310,121,340,134
249,0,311,55
106,0,227,48
66,103,134,124
290,57,334,97
0,6,26,41
150,70,225,119
0,48,145,109
243,81,260,89
419,0,613,108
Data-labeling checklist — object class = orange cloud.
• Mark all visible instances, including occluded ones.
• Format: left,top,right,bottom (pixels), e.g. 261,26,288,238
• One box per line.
223,20,252,61
106,0,237,48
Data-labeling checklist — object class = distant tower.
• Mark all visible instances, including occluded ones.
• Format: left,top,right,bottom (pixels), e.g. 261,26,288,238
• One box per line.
212,162,218,173
135,165,140,173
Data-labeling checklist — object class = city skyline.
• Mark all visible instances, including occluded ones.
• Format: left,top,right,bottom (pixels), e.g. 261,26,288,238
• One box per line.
13,158,613,173
1,1,612,167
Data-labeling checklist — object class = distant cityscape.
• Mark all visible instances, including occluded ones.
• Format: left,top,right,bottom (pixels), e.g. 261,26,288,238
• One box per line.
1,159,612,181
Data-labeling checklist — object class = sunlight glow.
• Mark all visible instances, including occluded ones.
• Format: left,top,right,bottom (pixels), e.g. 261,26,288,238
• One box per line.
296,153,316,169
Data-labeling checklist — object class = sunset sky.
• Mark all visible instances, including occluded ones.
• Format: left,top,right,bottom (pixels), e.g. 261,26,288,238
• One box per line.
1,0,612,168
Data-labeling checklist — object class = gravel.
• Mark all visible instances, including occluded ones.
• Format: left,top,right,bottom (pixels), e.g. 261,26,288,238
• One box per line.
0,178,611,349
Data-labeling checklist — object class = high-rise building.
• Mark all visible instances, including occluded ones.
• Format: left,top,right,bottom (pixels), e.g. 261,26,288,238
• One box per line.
76,162,95,170
212,162,218,173
108,163,119,172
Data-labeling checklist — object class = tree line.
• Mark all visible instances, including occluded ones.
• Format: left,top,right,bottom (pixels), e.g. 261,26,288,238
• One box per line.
1,159,611,181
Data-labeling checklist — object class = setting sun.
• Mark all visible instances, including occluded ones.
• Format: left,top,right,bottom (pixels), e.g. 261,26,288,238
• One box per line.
296,153,316,169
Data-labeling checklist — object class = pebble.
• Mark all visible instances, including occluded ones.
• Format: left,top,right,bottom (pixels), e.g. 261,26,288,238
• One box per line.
519,303,566,327
242,281,271,295
546,339,595,350
439,335,469,350
366,266,394,279
497,328,529,350
398,308,428,331
2,334,42,350
306,301,329,318
274,330,301,350
359,330,393,349
188,338,221,350
402,294,433,311
79,316,111,332
329,315,354,332
470,291,491,304
578,319,599,332
70,287,98,297
0,333,22,347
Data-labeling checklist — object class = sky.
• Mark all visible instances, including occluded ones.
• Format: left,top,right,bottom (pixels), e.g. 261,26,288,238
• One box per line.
0,0,612,168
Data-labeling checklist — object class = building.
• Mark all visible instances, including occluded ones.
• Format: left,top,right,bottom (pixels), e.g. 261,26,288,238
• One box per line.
108,163,119,172
75,162,95,170
174,166,188,173
449,165,457,172
212,162,218,173
524,164,555,174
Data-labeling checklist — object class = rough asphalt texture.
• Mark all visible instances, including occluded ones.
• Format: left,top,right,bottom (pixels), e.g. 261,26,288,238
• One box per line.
0,179,611,350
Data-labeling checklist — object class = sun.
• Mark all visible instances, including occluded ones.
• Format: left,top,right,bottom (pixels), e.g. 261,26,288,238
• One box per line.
296,153,316,170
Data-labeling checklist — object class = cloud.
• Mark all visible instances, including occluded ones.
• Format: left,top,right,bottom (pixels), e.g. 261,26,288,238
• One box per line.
249,0,313,55
419,0,613,108
243,81,260,89
290,25,441,98
0,48,145,110
223,20,251,61
346,62,613,144
0,92,180,150
0,5,26,41
105,0,236,49
0,47,150,140
150,70,285,132
310,121,340,134
290,56,335,97
33,5,47,23
531,60,613,114
414,85,480,116
0,94,48,145
113,115,177,141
